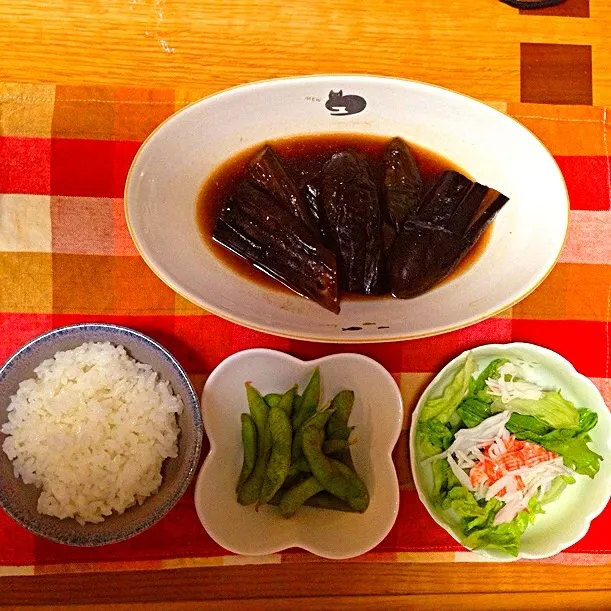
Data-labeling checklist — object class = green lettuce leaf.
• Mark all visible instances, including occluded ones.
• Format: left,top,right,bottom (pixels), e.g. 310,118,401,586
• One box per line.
420,353,476,424
431,458,461,504
456,397,493,428
443,487,503,534
506,408,602,478
540,475,576,504
576,408,598,437
417,420,454,459
462,496,544,557
493,391,580,429
505,412,551,436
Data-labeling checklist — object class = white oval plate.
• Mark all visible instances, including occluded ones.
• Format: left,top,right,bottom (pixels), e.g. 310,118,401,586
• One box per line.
194,349,403,559
410,343,611,561
125,75,568,343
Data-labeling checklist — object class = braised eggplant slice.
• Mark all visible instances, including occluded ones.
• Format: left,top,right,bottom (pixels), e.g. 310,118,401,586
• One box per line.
416,171,472,226
300,179,332,246
247,145,318,233
213,181,339,313
389,171,509,298
320,150,383,294
382,137,423,230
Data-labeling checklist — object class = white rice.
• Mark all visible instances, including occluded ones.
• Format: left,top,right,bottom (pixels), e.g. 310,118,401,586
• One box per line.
1,342,183,525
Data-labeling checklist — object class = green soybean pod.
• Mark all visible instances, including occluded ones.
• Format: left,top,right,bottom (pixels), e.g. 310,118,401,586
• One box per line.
264,393,282,409
259,407,292,505
238,384,272,505
326,390,354,440
322,439,350,455
279,476,324,518
245,383,269,444
292,368,320,430
304,492,358,513
277,386,297,417
285,456,311,483
302,414,368,511
236,413,257,492
292,408,329,462
238,419,272,505
293,393,303,417
326,390,356,469
329,458,369,512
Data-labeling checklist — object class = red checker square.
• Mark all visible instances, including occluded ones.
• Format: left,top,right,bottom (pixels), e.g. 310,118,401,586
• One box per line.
50,314,176,349
512,319,607,378
0,313,53,363
0,137,51,195
50,139,141,198
173,315,291,375
555,156,610,211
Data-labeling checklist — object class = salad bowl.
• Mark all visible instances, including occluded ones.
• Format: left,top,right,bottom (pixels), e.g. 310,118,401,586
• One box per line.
410,342,611,560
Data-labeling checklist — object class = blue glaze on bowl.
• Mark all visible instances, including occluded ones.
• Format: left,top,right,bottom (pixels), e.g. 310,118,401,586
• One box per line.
0,323,203,546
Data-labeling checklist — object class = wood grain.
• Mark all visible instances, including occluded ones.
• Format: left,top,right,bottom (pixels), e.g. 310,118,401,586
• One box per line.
3,563,611,606
1,0,611,105
6,590,611,610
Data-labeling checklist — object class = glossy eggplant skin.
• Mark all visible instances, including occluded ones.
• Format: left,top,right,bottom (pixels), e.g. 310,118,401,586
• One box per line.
382,137,423,230
247,146,318,234
320,150,383,294
389,170,509,298
213,181,339,313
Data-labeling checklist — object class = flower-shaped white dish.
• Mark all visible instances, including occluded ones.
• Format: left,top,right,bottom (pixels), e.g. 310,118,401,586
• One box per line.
195,349,403,559
410,342,611,561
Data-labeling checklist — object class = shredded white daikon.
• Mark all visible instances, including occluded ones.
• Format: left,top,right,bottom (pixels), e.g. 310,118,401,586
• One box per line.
423,409,574,524
485,362,543,403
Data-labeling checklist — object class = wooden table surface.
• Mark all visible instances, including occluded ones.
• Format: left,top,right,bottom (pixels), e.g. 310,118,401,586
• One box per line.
2,0,611,608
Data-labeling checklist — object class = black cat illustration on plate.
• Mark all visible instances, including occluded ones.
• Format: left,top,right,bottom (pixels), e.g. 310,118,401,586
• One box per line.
325,90,367,116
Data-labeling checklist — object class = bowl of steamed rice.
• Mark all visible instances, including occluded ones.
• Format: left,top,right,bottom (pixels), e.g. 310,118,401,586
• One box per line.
0,323,203,546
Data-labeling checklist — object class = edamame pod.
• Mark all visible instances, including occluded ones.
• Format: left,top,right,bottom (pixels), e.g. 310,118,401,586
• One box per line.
238,419,272,505
292,368,320,430
264,393,282,408
305,491,358,513
246,383,269,443
238,384,272,505
330,458,369,512
326,390,354,440
285,456,312,484
279,476,324,518
322,439,351,455
302,415,368,512
326,390,356,469
236,413,257,492
259,407,293,505
277,386,297,417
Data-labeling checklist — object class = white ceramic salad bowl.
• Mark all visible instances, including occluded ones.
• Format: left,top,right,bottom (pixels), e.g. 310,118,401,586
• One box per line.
125,75,568,342
410,343,611,561
194,349,403,559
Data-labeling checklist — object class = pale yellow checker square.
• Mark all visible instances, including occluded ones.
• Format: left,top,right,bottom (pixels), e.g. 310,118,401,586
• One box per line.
0,83,56,138
0,252,53,313
174,87,214,110
0,194,52,253
174,292,211,315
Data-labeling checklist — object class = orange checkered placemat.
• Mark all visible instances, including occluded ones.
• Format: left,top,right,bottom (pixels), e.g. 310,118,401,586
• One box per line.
0,78,610,575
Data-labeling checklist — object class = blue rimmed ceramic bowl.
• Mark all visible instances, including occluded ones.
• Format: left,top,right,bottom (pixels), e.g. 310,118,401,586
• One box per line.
0,323,203,546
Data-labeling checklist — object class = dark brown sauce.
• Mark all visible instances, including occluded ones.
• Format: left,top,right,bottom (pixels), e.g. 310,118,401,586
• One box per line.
197,133,491,296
